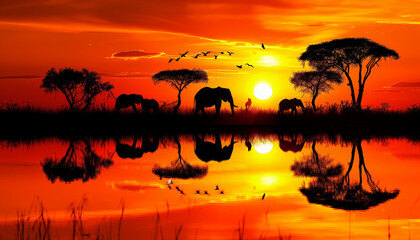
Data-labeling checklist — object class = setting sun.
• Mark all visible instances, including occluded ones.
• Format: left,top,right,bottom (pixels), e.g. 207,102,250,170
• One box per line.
254,83,273,100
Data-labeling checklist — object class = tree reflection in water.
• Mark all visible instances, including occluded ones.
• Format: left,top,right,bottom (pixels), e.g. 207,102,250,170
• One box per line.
42,139,113,183
291,139,399,210
152,136,208,179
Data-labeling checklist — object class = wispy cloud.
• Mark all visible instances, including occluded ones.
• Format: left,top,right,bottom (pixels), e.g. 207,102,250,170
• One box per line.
0,75,42,79
111,180,165,192
386,81,420,88
109,50,165,60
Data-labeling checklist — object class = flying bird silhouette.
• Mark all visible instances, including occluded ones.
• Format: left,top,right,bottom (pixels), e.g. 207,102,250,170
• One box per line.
220,51,224,54
179,51,189,57
220,191,224,194
176,57,181,61
175,186,181,191
215,185,219,191
195,190,201,194
227,51,234,56
236,65,243,69
204,191,209,195
245,63,254,68
192,54,201,58
168,58,174,63
262,193,266,200
261,43,265,49
201,51,211,56
214,55,218,59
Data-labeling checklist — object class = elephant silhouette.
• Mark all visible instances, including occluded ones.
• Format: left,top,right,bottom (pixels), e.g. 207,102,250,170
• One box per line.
194,133,236,162
141,98,159,114
278,98,304,115
194,87,237,118
279,134,305,153
116,136,159,159
115,94,143,113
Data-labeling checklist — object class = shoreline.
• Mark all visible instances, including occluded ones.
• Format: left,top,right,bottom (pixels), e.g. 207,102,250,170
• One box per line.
0,109,418,140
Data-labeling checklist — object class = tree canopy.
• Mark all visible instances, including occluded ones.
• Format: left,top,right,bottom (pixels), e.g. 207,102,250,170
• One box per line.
299,38,399,110
152,69,208,113
42,140,113,183
152,136,208,179
41,67,114,111
294,139,399,210
290,70,343,111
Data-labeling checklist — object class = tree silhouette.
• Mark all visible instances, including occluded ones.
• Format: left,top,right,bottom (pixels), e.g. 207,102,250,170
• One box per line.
290,71,343,111
292,139,399,210
299,38,399,110
41,140,113,183
152,135,208,179
41,68,114,111
152,69,208,113
291,140,342,177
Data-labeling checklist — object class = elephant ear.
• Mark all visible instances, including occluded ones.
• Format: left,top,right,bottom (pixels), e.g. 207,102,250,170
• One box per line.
217,88,224,99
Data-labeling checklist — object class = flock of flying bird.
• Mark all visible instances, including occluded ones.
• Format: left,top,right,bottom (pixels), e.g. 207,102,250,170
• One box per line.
166,179,224,196
168,43,266,70
166,178,266,200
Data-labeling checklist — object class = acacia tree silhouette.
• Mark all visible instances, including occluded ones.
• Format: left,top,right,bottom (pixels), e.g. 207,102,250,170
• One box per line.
152,135,208,179
299,38,399,110
152,69,208,114
42,139,113,183
291,139,343,177
292,138,399,210
41,68,114,111
290,71,343,111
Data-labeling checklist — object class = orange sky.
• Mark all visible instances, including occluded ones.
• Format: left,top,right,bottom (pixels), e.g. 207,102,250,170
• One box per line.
0,0,419,109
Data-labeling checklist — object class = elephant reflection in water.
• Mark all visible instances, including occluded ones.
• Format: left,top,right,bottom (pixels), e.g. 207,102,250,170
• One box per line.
278,134,305,153
41,140,113,183
194,133,236,162
291,139,399,210
116,135,159,159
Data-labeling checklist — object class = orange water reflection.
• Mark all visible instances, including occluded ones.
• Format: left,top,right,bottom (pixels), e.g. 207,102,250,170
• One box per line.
0,135,419,239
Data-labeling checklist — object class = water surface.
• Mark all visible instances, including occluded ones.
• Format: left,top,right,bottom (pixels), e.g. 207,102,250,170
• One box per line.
0,133,419,239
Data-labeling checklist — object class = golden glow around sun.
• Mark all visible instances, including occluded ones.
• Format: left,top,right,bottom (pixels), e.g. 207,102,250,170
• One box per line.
254,83,273,100
261,175,278,186
259,55,280,67
254,140,273,154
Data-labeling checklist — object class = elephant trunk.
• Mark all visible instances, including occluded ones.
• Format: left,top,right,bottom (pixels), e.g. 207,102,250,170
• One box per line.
229,99,236,116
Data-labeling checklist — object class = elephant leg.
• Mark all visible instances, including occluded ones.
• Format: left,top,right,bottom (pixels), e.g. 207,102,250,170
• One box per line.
215,102,221,118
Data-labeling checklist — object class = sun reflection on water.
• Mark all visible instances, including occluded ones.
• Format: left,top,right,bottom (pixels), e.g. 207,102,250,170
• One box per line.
254,140,273,154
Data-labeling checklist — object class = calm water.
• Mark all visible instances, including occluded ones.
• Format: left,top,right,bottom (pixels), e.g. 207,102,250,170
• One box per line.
0,133,419,240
